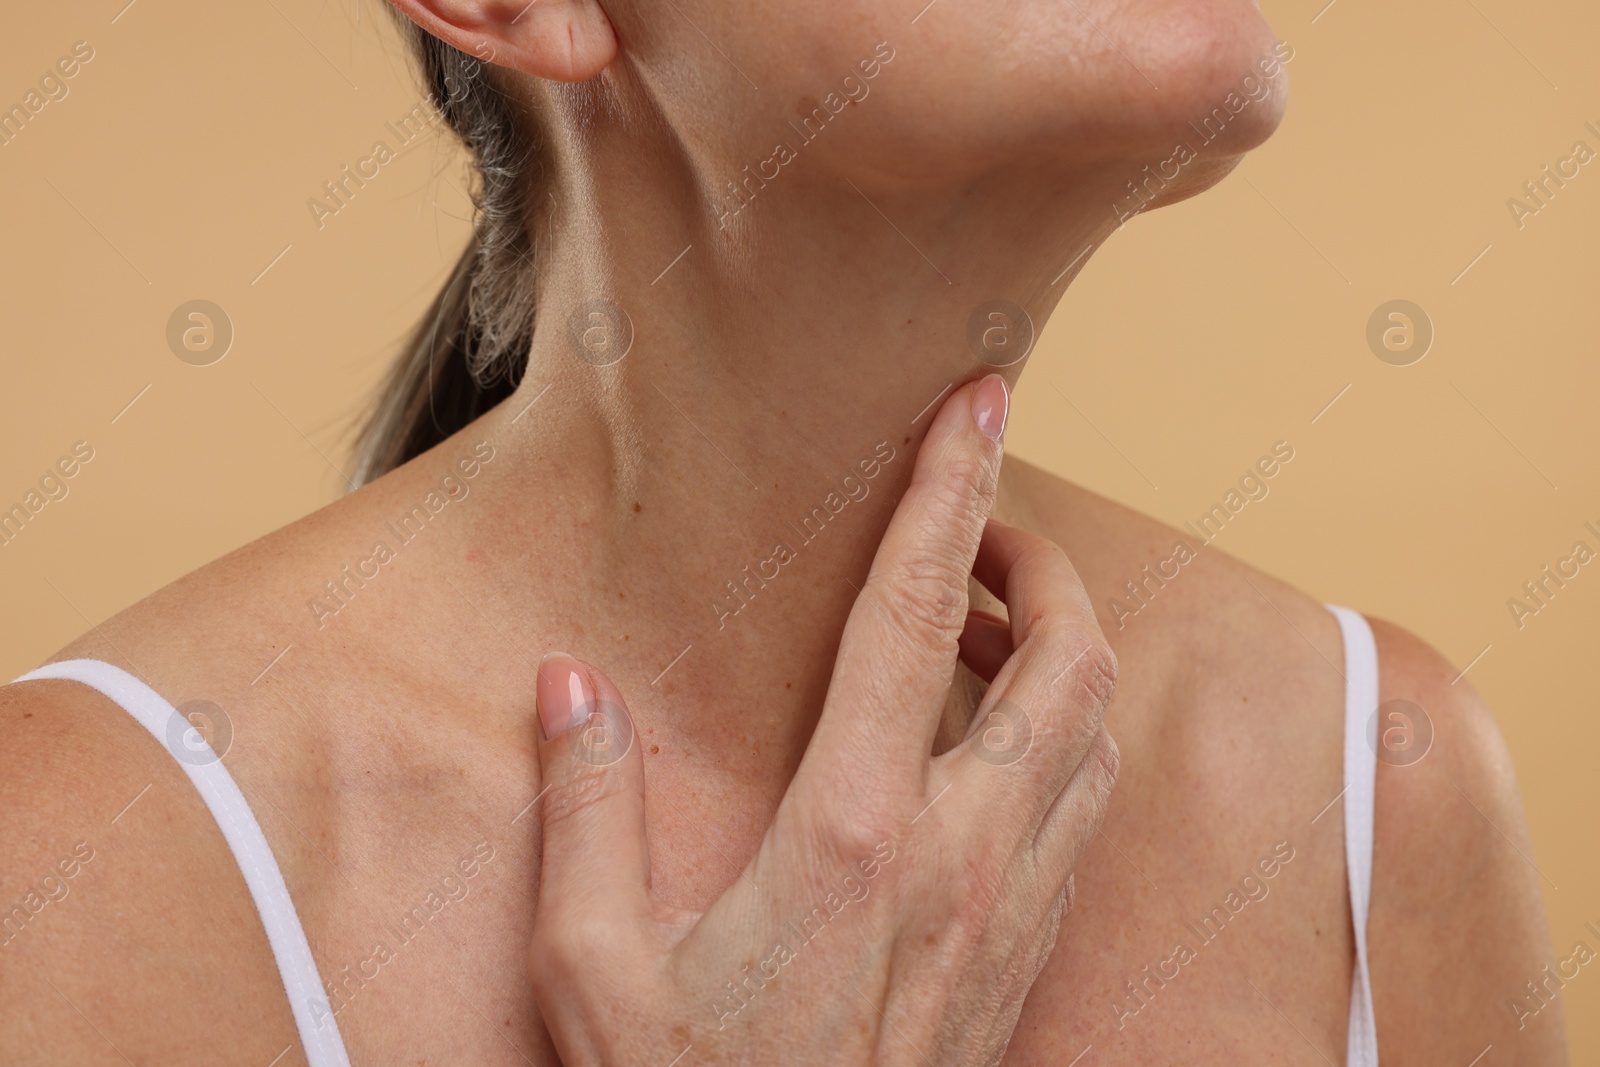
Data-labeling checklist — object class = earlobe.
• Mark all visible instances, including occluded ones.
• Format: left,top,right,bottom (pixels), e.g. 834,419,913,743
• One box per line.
386,0,617,83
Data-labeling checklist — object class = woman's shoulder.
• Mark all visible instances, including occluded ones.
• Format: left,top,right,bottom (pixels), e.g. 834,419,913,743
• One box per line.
0,671,305,1062
999,454,1345,701
1360,617,1567,1058
1001,454,1508,705
1003,454,1533,852
31,446,453,684
1003,456,1566,1061
0,471,384,1050
0,441,518,1061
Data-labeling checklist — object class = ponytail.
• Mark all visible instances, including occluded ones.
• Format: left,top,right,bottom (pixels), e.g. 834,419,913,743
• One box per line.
351,12,544,487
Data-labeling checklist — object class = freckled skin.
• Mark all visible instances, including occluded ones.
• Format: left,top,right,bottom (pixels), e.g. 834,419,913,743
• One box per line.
0,454,1560,1064
0,0,1563,1062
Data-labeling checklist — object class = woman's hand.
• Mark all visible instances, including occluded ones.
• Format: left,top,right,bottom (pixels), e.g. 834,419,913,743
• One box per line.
528,374,1120,1067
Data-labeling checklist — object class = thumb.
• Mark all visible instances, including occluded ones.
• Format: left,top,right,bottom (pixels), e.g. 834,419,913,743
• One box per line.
533,652,651,926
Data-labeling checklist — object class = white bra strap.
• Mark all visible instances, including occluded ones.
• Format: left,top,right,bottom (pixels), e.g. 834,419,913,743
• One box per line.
1326,606,1380,1067
11,659,351,1067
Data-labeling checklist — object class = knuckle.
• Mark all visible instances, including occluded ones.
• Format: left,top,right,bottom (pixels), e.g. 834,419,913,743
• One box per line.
529,912,626,993
527,920,579,993
870,558,970,651
1048,629,1117,712
1058,874,1076,919
864,452,998,652
1084,644,1120,704
819,808,899,871
1086,729,1121,798
540,764,618,831
1041,731,1120,854
1031,880,1072,964
1058,730,1120,836
938,454,997,507
1036,877,1075,950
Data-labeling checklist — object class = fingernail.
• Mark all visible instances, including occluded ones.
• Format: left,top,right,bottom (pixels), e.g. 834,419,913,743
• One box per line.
537,652,595,739
972,374,1009,441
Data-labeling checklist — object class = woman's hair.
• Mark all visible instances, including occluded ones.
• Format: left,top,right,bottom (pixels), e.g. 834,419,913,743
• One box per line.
350,13,544,487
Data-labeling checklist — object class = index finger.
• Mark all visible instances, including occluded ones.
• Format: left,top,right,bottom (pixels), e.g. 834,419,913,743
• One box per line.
800,374,1010,789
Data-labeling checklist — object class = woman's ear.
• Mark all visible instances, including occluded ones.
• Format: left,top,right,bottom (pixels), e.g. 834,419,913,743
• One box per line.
386,0,618,82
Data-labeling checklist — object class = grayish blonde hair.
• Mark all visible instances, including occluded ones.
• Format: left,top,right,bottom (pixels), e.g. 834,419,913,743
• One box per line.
351,11,545,486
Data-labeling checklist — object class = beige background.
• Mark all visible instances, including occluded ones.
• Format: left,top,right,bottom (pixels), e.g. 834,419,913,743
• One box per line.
3,0,1596,1054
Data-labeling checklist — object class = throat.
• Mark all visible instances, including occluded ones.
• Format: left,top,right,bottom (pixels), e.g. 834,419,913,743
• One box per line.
423,155,1101,775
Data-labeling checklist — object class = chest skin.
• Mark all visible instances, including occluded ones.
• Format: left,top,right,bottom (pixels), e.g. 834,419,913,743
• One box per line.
26,457,1358,1066
212,610,1354,1067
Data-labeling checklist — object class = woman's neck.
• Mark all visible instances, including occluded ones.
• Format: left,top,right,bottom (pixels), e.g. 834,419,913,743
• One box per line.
448,120,1142,760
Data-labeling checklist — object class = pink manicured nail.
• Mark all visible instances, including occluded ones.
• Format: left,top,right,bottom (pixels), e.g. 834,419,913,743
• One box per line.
537,653,595,739
972,374,1009,441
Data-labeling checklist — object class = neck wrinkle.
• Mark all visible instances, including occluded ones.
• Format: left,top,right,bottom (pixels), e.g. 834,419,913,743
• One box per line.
451,110,1125,750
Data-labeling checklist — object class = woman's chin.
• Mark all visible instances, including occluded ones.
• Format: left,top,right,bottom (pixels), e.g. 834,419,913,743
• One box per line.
1138,154,1254,214
1017,5,1291,180
1139,6,1289,136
